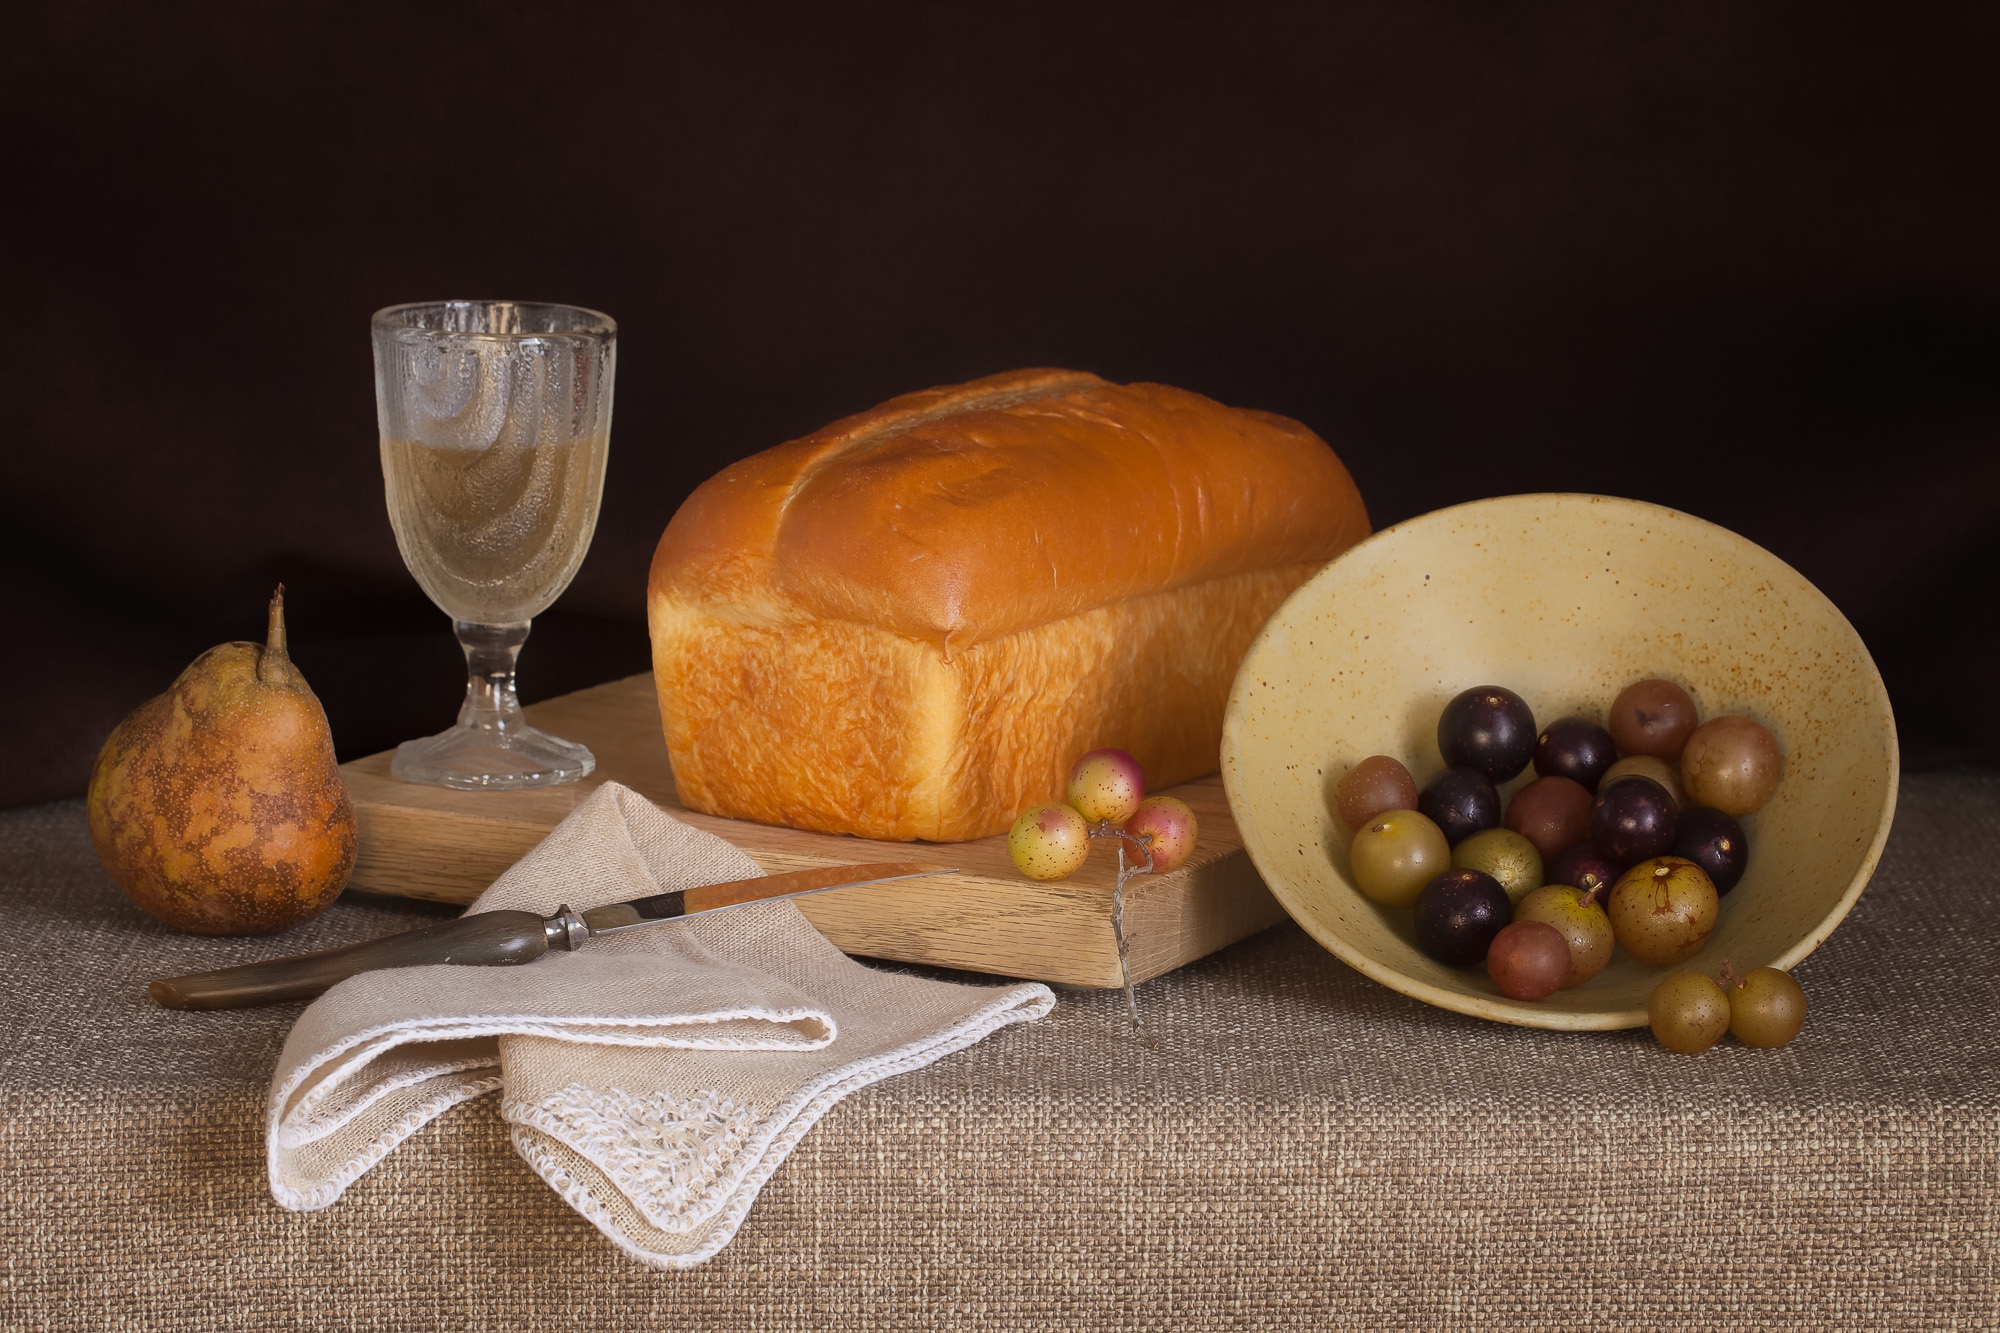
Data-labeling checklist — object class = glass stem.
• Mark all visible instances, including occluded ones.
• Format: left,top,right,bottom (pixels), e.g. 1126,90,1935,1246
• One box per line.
453,620,532,736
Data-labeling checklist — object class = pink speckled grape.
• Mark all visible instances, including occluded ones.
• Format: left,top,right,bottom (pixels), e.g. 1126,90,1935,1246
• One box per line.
1125,795,1198,874
1007,803,1091,881
1067,748,1146,824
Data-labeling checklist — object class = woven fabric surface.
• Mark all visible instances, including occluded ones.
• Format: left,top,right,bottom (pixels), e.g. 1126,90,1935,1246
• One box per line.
3,771,1996,1331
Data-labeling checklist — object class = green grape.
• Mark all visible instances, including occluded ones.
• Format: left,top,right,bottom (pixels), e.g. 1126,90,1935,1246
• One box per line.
1512,884,1613,988
1682,716,1783,817
1452,828,1544,906
1726,966,1806,1047
1008,803,1090,881
1648,972,1731,1054
1601,755,1685,812
1608,855,1717,967
1349,809,1449,907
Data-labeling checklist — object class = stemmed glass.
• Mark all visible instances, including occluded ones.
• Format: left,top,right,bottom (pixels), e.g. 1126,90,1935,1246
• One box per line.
372,300,616,789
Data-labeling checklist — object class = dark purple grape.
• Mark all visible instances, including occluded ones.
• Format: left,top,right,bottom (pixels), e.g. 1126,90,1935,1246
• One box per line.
1413,868,1511,967
1671,805,1750,895
1544,843,1624,902
1417,766,1501,846
1533,717,1619,791
1437,685,1538,784
1590,776,1679,866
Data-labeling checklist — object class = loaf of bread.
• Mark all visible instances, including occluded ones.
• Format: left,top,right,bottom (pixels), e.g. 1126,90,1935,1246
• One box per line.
647,368,1370,841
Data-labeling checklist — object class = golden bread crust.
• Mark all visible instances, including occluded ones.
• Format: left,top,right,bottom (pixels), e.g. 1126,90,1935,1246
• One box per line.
651,369,1368,647
648,370,1370,840
650,564,1323,841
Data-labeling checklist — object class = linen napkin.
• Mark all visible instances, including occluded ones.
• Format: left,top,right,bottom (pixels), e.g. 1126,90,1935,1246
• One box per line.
266,781,1054,1268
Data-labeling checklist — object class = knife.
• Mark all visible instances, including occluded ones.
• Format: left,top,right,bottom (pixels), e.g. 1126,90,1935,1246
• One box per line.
147,862,957,1011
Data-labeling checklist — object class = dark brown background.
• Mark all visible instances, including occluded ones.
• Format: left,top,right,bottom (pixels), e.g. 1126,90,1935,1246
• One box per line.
4,2,1996,810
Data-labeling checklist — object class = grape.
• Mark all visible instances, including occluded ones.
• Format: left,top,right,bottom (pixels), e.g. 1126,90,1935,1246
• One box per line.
1349,810,1450,907
1726,966,1806,1047
1124,795,1198,874
1007,803,1091,881
1413,868,1511,967
1544,840,1624,904
1511,884,1614,988
1066,748,1145,824
1533,717,1618,790
1336,755,1420,831
1590,775,1678,865
1543,843,1623,903
1437,685,1538,784
1609,678,1700,761
1503,775,1593,861
1671,806,1750,895
1451,828,1543,906
1648,972,1731,1054
1600,754,1684,811
1607,855,1718,966
1486,920,1571,1000
1681,716,1783,816
1418,766,1502,845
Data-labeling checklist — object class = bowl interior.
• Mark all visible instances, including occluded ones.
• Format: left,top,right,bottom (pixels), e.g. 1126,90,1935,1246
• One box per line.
1221,494,1899,1029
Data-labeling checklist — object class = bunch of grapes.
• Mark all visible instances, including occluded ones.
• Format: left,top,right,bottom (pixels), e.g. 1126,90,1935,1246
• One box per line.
1336,679,1799,1041
1006,748,1198,881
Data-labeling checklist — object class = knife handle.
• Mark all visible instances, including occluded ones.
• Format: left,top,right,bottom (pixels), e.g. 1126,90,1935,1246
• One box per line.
147,910,554,1010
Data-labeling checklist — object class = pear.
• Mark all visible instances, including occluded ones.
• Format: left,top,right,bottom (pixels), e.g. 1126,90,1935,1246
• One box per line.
87,587,357,935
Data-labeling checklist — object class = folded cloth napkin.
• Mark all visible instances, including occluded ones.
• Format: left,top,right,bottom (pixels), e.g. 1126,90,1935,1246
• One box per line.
267,782,1054,1268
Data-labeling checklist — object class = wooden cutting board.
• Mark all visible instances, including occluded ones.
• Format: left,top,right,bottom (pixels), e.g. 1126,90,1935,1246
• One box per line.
337,674,1284,988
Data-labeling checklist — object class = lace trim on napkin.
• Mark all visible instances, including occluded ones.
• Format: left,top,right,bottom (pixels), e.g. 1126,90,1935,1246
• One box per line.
501,980,1059,1267
525,1083,761,1222
268,1007,837,1212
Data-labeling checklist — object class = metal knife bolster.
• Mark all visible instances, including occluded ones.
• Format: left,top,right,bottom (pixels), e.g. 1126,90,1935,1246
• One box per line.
544,904,595,950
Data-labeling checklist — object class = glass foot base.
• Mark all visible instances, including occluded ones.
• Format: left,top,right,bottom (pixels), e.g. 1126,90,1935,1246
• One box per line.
390,724,595,790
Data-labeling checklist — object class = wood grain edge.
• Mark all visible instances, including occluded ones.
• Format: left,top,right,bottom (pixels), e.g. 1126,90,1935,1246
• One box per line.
796,873,1125,988
347,804,550,906
1122,851,1287,985
336,673,1288,982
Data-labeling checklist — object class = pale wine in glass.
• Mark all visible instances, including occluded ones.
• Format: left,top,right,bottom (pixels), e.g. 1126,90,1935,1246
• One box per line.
373,300,615,789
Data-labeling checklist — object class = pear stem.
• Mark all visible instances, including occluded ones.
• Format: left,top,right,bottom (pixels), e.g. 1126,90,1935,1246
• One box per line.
260,584,291,683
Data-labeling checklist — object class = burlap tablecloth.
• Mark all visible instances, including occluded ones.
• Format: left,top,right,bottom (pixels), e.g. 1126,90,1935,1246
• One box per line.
3,772,1996,1331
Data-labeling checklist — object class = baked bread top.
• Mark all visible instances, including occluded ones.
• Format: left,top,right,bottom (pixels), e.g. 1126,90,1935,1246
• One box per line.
651,368,1369,648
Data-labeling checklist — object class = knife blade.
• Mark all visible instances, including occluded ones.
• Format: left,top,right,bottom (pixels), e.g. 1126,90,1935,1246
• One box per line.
147,861,957,1011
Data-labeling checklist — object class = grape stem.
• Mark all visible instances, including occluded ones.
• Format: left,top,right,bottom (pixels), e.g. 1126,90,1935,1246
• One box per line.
1719,958,1744,991
1091,823,1156,1046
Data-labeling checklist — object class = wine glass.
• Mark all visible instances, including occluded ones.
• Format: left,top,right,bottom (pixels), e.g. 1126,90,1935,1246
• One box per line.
372,300,616,789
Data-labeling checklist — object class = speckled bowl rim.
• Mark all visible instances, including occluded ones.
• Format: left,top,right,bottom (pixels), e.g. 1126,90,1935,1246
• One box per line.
1221,493,1901,1030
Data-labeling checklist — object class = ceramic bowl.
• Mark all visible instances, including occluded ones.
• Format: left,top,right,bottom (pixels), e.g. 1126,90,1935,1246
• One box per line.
1221,494,1898,1029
